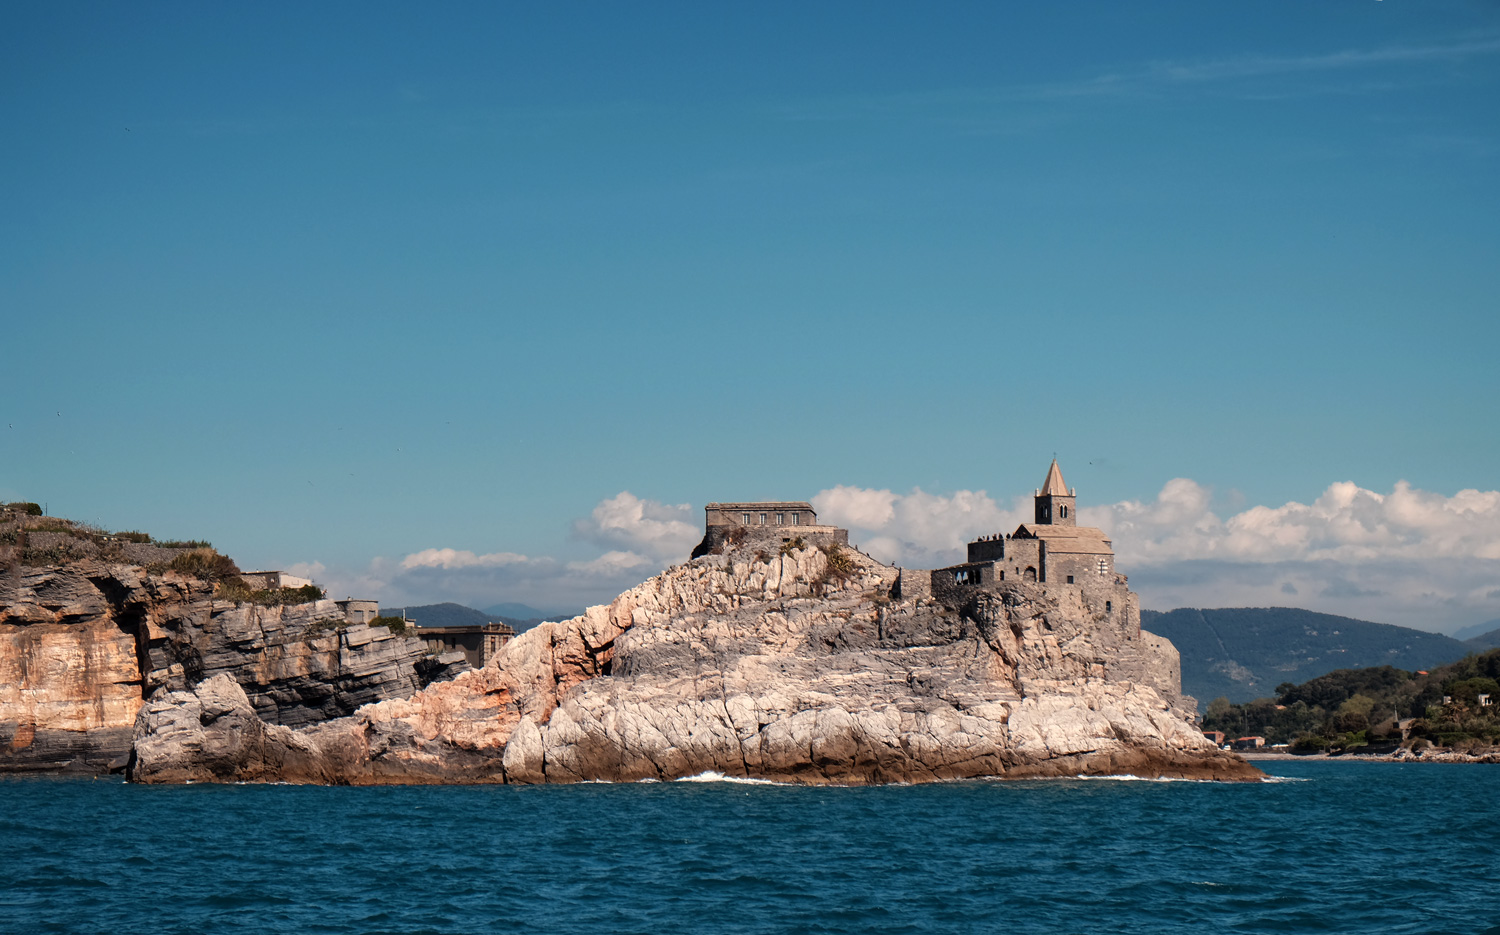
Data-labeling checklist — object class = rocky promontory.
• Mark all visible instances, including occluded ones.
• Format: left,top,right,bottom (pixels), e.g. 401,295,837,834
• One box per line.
1,516,459,772
131,542,1260,784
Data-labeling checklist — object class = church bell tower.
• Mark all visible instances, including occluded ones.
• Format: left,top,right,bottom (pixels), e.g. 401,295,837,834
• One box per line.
1034,459,1077,527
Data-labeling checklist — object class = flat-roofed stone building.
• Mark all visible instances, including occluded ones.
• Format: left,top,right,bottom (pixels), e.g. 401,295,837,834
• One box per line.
335,599,379,625
414,621,516,668
238,571,314,591
692,501,849,557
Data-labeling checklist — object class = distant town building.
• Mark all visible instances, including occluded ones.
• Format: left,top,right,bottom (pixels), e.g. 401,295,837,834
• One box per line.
239,571,314,591
415,621,515,668
1231,736,1266,751
1202,730,1226,746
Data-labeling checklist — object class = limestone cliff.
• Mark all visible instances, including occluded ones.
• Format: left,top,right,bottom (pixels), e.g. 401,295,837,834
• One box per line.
0,560,454,772
131,544,1259,784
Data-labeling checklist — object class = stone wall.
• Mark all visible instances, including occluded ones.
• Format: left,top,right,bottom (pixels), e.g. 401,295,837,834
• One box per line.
704,502,817,528
692,524,848,558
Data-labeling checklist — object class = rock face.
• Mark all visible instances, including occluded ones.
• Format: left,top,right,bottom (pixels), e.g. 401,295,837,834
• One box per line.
0,560,449,772
131,545,1260,784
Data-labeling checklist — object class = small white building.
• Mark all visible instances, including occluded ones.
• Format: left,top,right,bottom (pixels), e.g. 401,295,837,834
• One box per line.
239,571,314,591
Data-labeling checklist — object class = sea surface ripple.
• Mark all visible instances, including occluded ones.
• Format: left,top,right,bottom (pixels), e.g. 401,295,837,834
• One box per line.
1,761,1496,934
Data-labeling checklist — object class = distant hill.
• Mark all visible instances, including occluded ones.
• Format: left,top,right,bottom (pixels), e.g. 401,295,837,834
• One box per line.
393,603,501,628
1465,627,1500,652
391,602,579,634
483,602,576,621
1141,607,1472,708
1451,619,1500,641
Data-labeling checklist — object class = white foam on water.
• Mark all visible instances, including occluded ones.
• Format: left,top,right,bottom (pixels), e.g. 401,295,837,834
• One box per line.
1073,774,1216,783
673,770,785,785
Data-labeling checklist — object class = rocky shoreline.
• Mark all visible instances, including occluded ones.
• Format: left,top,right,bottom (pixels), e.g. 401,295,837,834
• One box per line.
129,544,1261,785
1242,750,1500,764
1,559,462,773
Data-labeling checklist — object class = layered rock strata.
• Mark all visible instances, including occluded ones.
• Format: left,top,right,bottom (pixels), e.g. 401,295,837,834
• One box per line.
1,561,452,772
131,545,1259,784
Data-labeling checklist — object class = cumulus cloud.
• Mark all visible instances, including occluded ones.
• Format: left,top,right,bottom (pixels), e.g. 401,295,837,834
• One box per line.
1088,479,1500,566
278,481,1500,633
571,491,699,563
292,493,699,615
399,548,531,570
813,485,1026,568
811,479,1500,632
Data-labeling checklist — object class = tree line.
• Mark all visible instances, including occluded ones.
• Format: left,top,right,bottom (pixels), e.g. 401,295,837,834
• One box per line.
1200,648,1500,753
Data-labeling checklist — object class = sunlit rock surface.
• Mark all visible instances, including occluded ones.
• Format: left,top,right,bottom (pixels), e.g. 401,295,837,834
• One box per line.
131,545,1259,784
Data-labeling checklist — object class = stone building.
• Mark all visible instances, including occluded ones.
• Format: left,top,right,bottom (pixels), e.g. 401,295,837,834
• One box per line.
414,620,515,668
238,571,314,591
910,460,1131,622
693,501,848,557
335,599,379,625
890,459,1188,709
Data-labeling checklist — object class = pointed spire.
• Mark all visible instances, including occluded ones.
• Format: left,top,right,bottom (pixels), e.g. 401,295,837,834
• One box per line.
1041,459,1068,496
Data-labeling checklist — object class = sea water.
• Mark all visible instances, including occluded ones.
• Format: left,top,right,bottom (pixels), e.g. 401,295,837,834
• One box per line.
1,761,1496,935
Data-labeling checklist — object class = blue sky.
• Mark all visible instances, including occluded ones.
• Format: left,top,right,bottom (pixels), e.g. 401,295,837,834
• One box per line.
3,3,1498,628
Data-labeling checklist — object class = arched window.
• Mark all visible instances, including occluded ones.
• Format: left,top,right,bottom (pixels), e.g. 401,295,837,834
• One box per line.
1023,567,1037,582
1060,505,1068,519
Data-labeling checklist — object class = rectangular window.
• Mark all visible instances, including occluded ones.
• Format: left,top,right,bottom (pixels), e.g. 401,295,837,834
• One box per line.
791,512,799,525
742,513,751,525
1105,601,1112,613
776,513,784,525
1066,575,1075,584
759,513,767,525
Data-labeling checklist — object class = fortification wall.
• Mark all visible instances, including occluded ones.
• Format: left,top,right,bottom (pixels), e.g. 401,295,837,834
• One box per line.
691,524,848,558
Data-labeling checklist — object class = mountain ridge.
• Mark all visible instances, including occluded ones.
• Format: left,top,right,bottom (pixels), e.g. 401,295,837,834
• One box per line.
1142,606,1472,708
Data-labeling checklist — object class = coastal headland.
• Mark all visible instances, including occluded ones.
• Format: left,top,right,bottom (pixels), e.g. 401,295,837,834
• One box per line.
122,462,1260,784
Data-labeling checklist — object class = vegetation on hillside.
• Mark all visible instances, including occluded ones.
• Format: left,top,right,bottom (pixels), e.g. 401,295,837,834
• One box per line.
370,615,408,634
0,511,213,566
1201,649,1500,753
213,579,326,606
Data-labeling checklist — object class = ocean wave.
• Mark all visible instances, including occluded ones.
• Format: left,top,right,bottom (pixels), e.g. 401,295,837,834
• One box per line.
1073,774,1217,783
673,771,786,785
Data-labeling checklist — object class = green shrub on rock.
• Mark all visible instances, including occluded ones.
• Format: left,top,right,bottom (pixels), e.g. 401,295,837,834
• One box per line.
371,615,408,635
168,549,242,582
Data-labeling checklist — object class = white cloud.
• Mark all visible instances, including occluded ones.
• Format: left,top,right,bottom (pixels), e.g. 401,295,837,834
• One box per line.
811,479,1500,632
285,493,699,615
1090,479,1500,566
278,481,1500,634
571,491,699,563
284,560,327,581
566,550,653,576
399,548,531,570
814,485,1026,568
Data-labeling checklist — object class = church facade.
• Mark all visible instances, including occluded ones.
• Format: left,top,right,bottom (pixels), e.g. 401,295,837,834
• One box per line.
902,460,1138,637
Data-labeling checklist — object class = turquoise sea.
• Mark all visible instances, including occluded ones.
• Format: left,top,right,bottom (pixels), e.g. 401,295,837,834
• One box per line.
2,761,1496,935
